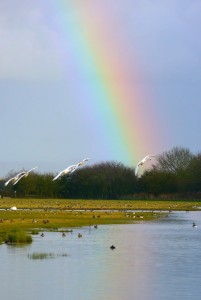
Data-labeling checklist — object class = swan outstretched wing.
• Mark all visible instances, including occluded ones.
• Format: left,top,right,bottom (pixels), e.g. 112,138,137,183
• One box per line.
53,165,75,181
5,171,25,186
13,173,26,185
135,165,139,176
53,170,65,181
69,165,79,173
13,167,37,185
53,158,90,181
5,167,38,186
135,155,155,176
5,177,15,186
26,167,38,174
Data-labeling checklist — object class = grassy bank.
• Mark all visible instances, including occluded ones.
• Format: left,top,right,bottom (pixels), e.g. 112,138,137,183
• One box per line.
0,208,163,232
1,198,201,211
0,198,200,243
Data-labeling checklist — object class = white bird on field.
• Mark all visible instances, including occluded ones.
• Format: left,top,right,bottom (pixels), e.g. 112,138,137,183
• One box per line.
10,206,17,211
5,167,38,186
135,155,155,176
53,158,90,181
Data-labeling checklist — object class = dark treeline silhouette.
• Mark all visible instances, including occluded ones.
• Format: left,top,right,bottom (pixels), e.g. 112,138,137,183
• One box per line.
1,147,201,200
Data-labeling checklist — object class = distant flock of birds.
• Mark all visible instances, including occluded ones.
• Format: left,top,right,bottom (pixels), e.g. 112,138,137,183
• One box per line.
4,155,156,186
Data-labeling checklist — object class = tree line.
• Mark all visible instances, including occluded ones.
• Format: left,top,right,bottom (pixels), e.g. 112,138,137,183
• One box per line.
0,146,201,199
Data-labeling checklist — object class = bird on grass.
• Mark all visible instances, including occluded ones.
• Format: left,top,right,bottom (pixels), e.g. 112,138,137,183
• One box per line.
135,155,155,176
5,167,38,186
52,158,90,181
10,206,17,211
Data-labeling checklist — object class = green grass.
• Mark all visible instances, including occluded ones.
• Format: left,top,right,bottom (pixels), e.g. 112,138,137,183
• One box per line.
5,230,32,244
0,209,164,232
0,198,200,244
0,198,201,211
31,229,39,235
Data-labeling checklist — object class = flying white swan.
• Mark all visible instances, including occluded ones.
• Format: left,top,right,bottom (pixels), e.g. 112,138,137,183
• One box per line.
135,155,155,176
52,158,90,181
5,167,38,186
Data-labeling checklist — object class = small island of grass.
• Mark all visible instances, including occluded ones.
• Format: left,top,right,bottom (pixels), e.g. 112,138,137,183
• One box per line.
4,230,32,245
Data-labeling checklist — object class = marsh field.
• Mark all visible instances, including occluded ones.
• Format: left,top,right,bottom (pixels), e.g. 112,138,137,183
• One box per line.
1,199,201,300
0,198,201,234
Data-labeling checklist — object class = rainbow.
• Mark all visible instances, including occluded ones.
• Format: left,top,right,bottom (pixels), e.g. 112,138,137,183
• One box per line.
49,1,163,165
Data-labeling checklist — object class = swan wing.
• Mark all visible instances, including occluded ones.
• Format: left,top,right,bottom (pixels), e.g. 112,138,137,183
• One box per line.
137,158,144,166
70,165,79,173
26,167,38,174
77,158,90,167
135,165,139,176
13,173,26,185
5,177,15,186
52,170,64,181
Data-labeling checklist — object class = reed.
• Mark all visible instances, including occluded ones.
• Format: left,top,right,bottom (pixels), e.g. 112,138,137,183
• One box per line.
28,253,54,259
5,230,32,244
31,230,39,235
27,252,68,259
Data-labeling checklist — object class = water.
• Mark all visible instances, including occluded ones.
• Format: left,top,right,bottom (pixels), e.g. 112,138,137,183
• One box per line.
0,211,201,300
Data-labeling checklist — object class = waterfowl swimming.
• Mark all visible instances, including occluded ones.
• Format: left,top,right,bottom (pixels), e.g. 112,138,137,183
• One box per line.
110,245,116,250
192,222,197,228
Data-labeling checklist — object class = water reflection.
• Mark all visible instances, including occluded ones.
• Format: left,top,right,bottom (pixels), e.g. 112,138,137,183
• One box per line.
0,211,201,300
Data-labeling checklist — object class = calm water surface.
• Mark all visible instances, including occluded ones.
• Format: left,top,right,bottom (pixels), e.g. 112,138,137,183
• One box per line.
0,211,201,300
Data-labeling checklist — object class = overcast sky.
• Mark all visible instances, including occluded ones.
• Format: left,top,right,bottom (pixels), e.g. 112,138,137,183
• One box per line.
0,0,201,177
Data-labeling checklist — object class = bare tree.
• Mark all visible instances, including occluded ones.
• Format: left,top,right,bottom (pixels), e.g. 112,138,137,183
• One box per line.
154,147,193,173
